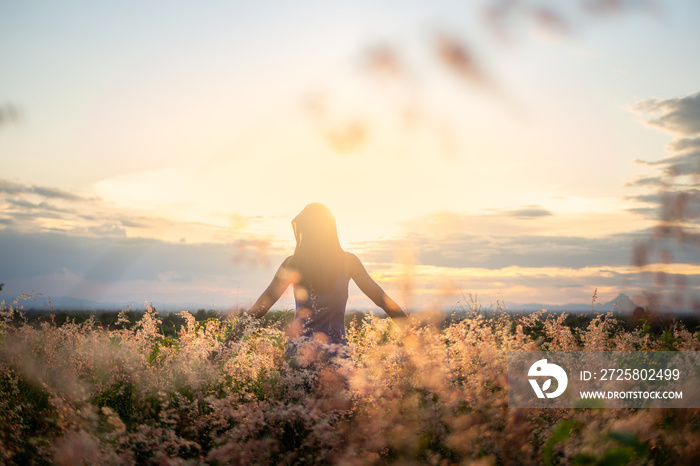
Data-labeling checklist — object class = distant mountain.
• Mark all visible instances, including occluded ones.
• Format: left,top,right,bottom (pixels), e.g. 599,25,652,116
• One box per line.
601,294,639,314
0,294,221,313
0,294,130,312
508,293,640,314
0,292,642,315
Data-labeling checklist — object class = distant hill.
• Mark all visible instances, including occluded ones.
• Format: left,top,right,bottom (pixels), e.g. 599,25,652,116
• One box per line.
0,294,131,312
0,294,221,313
0,292,642,315
508,293,640,314
601,293,639,313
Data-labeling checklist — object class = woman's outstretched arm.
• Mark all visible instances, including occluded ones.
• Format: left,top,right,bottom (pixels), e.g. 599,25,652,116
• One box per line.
347,252,407,324
221,258,294,345
244,257,294,318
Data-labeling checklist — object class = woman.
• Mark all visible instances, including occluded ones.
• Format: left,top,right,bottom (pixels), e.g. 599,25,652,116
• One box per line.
228,203,406,345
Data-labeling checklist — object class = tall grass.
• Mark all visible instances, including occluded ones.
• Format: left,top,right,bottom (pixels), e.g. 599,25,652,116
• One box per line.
1,299,699,465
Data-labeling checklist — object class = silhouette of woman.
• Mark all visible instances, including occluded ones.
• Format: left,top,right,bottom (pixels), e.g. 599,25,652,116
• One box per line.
230,203,406,345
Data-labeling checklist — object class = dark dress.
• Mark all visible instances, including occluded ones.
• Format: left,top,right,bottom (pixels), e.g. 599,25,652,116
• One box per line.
293,271,349,345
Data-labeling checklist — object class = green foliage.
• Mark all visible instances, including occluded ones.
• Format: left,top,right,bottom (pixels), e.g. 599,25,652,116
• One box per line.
0,371,59,464
544,419,583,466
93,382,137,431
570,432,648,466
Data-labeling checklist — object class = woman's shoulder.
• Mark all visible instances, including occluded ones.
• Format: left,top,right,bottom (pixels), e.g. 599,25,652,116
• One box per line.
280,255,299,272
343,251,363,272
343,251,359,262
278,255,292,268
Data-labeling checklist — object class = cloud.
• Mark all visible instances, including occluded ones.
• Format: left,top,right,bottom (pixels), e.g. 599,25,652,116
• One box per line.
634,91,700,136
359,222,648,271
668,137,700,153
0,177,291,305
0,229,283,282
628,91,700,222
622,91,700,308
366,260,700,311
352,207,699,311
0,228,288,308
157,271,192,283
625,176,664,188
646,152,700,178
7,198,74,214
0,179,86,201
82,224,128,237
419,233,641,269
362,235,700,310
626,207,657,217
625,192,662,205
3,213,696,311
499,206,554,219
0,178,93,231
0,177,262,247
631,92,700,177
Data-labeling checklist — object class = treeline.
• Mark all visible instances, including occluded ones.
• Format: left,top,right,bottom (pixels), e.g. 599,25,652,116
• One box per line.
5,309,222,337
5,307,700,341
4,308,372,338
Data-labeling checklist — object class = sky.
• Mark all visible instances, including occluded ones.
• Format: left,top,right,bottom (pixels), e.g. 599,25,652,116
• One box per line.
1,0,699,313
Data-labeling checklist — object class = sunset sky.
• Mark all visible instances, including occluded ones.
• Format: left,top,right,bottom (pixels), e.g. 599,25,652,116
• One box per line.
2,0,699,312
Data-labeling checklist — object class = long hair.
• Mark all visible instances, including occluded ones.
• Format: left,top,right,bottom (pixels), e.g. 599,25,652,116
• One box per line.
288,203,345,294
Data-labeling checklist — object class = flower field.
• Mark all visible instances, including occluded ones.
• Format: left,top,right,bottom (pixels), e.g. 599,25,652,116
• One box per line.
1,300,700,465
